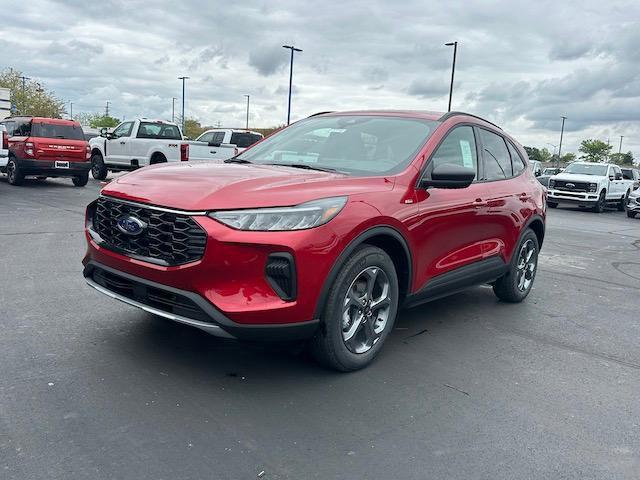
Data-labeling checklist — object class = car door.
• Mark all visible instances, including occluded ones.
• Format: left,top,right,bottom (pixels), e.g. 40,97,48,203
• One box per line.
105,121,134,164
412,125,496,287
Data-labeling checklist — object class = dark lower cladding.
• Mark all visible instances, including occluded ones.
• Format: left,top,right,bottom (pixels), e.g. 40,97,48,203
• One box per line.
404,256,508,308
18,158,91,176
83,261,319,341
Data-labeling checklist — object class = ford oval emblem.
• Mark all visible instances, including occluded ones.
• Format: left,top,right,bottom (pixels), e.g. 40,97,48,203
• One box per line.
566,183,575,188
116,215,147,236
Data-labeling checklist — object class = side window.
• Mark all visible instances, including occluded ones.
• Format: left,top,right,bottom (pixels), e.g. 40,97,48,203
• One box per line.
479,128,512,181
212,132,225,144
198,132,214,143
428,126,478,178
613,166,622,179
14,120,32,137
507,141,526,175
112,122,134,138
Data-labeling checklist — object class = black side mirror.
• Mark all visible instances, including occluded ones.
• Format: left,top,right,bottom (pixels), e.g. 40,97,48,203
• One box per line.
535,170,541,177
609,175,615,181
421,164,476,189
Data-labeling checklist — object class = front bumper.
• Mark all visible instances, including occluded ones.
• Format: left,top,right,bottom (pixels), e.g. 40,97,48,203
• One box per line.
19,158,91,176
627,196,640,212
547,189,599,206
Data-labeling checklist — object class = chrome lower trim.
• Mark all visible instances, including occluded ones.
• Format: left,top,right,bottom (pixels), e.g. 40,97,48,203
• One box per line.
99,194,208,216
85,277,235,339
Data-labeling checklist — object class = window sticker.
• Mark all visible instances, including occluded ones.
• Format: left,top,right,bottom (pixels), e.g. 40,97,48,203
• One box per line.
459,140,474,168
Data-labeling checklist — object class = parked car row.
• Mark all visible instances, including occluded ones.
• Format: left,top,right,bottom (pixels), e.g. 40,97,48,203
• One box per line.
0,116,264,185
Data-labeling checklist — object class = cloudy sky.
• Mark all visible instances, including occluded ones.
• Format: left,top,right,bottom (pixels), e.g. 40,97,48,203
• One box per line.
2,0,639,156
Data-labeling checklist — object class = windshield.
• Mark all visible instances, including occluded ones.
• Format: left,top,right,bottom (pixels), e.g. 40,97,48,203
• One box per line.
32,122,85,140
563,163,608,176
236,115,438,176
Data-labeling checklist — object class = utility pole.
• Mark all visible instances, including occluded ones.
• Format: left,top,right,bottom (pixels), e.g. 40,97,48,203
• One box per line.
105,101,110,117
178,76,189,134
557,116,567,168
445,42,458,112
19,75,30,114
172,97,177,123
282,45,302,125
618,136,624,154
69,102,73,120
244,95,250,130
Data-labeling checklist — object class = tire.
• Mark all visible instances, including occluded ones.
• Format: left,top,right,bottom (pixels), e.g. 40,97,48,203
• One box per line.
592,190,606,213
72,173,89,187
547,202,558,209
150,153,167,165
493,229,539,303
628,210,637,218
6,157,24,186
311,245,399,371
618,191,630,212
91,153,108,180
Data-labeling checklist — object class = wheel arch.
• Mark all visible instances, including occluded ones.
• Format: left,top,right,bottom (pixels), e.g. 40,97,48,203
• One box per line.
90,147,103,158
525,215,545,249
150,151,168,164
314,226,413,320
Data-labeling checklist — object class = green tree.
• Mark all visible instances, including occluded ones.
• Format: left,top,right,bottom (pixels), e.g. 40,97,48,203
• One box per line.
0,68,66,117
609,151,634,166
183,118,205,139
89,115,121,128
561,152,576,163
579,139,612,162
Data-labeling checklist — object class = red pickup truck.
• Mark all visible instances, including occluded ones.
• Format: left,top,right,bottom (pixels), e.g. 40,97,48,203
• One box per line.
0,116,91,186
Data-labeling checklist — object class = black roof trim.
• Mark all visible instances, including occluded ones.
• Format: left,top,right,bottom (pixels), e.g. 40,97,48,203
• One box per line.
438,111,502,130
307,111,335,117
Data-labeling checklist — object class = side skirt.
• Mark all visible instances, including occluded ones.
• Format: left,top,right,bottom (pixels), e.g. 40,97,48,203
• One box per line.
403,256,508,309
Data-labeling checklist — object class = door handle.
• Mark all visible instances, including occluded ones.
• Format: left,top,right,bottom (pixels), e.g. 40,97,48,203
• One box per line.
120,141,126,145
473,199,487,207
210,150,217,154
519,192,531,200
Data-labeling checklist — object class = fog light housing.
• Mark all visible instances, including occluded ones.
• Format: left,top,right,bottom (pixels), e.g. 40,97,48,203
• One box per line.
265,253,296,301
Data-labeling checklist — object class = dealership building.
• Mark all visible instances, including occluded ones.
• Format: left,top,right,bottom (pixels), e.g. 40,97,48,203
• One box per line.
0,88,10,120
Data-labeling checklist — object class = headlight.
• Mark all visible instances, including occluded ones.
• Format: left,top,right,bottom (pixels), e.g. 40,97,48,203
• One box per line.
209,196,348,231
548,179,555,188
589,183,597,193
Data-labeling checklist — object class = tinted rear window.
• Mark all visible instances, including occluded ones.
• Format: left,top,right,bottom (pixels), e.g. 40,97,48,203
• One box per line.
137,122,182,140
32,122,84,140
230,132,262,148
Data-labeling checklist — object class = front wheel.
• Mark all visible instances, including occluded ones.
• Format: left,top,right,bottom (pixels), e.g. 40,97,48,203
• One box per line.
311,245,399,371
72,173,89,187
628,210,637,218
91,153,108,180
592,190,606,213
493,230,539,303
6,157,24,186
618,191,630,212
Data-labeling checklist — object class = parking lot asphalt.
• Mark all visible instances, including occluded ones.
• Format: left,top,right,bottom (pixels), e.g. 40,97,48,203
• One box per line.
1,175,639,480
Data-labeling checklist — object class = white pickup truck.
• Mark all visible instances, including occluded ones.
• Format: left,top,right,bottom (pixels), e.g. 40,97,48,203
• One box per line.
547,162,635,213
88,118,224,180
0,124,8,171
188,129,263,162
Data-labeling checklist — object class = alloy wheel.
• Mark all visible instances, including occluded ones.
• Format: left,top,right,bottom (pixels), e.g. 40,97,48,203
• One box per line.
341,266,392,354
516,239,537,292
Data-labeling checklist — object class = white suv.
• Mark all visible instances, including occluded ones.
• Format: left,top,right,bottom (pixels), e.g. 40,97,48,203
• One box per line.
0,124,8,171
547,162,634,213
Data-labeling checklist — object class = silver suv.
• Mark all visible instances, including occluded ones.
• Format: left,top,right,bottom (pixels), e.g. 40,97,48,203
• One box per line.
627,187,640,218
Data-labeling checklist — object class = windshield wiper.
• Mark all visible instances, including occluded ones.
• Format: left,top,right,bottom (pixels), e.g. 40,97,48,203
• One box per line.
224,158,252,164
266,162,342,173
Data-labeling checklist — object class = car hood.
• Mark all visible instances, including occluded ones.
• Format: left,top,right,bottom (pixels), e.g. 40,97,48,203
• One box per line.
551,173,604,183
101,162,394,210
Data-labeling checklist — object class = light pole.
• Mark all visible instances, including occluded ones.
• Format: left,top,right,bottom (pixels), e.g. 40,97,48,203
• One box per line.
178,76,189,135
244,95,250,130
69,102,73,120
547,143,557,162
557,116,567,168
618,136,624,155
445,42,458,112
172,97,177,123
282,45,302,125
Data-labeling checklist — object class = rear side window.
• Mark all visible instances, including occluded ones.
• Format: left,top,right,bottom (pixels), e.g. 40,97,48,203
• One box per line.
230,132,262,148
479,128,511,180
622,169,633,180
32,122,84,140
137,122,182,140
507,141,526,175
429,126,478,178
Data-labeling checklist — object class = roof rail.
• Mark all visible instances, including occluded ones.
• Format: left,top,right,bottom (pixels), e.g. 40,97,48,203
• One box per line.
308,111,335,117
438,111,502,130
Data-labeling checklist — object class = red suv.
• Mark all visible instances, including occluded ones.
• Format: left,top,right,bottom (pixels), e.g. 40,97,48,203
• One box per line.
83,111,546,371
1,116,91,186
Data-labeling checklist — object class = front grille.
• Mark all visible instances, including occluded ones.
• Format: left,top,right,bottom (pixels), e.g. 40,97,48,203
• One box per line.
91,266,212,323
553,180,590,192
93,197,207,266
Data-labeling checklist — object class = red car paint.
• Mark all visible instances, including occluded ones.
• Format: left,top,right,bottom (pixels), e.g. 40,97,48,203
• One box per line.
83,111,545,337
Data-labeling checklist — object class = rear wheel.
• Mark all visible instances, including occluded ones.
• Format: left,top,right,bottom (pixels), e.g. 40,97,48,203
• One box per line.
72,173,89,187
311,245,399,371
628,210,637,218
592,190,606,213
6,157,24,186
547,202,558,209
493,229,539,303
618,190,630,211
91,153,108,180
